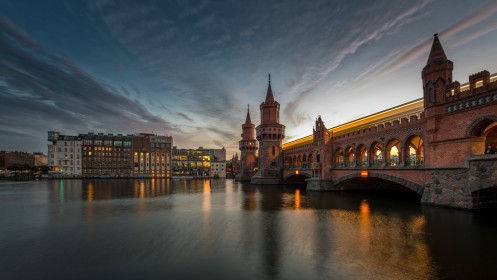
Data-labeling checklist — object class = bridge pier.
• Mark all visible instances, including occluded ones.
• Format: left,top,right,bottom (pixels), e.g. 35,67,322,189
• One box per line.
306,177,333,191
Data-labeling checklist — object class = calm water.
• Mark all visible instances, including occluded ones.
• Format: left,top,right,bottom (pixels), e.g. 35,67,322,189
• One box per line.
0,179,496,280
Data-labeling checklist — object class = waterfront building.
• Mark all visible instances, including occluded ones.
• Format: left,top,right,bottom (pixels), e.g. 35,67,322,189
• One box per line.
81,133,133,178
49,131,172,178
171,147,226,178
132,133,172,178
0,151,35,169
251,75,286,184
172,147,211,177
33,152,48,167
47,131,82,176
210,161,226,178
236,106,258,181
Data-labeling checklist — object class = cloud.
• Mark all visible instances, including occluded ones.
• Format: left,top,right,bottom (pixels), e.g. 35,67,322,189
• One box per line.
177,113,193,122
0,14,174,151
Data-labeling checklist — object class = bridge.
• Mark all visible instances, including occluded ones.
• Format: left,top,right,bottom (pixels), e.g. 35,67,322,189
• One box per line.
280,35,497,209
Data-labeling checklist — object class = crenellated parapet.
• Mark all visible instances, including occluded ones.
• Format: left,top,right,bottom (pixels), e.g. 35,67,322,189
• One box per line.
444,72,497,112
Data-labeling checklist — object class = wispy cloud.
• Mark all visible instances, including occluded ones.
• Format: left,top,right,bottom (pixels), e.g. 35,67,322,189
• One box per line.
0,14,174,150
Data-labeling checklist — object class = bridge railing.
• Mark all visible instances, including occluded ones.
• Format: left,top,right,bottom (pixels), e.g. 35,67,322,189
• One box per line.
405,157,424,166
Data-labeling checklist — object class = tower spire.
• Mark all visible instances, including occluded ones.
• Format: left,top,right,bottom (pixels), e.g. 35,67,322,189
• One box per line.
426,33,448,65
265,73,274,103
244,104,252,125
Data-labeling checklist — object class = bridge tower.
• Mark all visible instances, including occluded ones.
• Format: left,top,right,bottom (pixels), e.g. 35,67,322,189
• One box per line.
251,74,286,184
422,34,453,125
422,33,453,166
235,105,258,181
312,115,332,178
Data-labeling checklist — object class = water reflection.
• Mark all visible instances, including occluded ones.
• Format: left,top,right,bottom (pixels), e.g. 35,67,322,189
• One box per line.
1,180,496,279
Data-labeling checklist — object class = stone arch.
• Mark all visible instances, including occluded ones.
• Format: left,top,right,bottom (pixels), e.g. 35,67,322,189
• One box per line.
386,138,401,166
333,172,424,195
370,142,384,166
284,171,312,184
403,134,424,166
466,115,497,155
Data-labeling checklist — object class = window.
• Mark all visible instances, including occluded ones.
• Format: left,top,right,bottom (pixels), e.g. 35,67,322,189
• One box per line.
272,146,275,156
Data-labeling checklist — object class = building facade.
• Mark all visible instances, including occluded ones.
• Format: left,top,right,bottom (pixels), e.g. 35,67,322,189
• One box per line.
132,133,172,178
0,151,35,169
81,133,133,178
47,131,83,176
210,161,226,178
172,147,226,178
48,131,172,178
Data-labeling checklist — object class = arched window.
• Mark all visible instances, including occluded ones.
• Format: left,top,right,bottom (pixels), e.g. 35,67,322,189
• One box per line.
405,135,424,166
357,144,368,167
370,142,383,166
272,146,275,156
386,139,401,166
468,117,497,155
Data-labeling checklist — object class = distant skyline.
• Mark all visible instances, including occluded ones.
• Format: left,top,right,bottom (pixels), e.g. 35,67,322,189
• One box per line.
1,0,497,157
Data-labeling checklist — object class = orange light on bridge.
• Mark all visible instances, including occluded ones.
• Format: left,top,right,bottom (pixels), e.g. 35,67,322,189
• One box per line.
295,170,299,175
361,170,368,177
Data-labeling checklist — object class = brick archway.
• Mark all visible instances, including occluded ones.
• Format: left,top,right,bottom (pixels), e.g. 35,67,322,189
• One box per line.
333,172,424,195
466,115,497,137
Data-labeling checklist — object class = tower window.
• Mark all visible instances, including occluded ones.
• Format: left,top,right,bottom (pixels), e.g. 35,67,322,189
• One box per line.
272,146,275,156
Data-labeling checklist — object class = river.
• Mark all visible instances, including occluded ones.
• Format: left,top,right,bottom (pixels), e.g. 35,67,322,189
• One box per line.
0,179,496,280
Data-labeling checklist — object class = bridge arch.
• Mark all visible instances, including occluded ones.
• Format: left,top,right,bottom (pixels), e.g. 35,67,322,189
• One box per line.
369,141,384,167
284,171,312,184
403,134,424,166
345,146,354,167
466,115,497,155
333,172,424,195
386,138,401,166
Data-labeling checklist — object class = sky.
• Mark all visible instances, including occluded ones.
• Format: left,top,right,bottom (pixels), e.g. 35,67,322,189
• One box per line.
1,0,497,158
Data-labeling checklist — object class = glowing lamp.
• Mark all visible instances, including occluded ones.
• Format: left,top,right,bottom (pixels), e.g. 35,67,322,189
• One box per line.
361,170,368,177
296,170,299,175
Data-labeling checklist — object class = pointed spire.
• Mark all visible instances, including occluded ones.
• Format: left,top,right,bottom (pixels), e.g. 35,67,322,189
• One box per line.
265,73,275,103
244,104,252,125
427,33,448,65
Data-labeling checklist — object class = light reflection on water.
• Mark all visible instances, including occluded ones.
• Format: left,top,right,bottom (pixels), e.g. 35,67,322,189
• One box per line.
0,179,496,280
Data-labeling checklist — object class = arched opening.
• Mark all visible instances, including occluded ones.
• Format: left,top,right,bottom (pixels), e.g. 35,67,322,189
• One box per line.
386,139,401,166
302,154,308,168
370,142,383,167
468,117,497,155
345,146,354,167
357,144,368,167
333,176,422,197
285,174,310,185
308,153,313,168
292,155,297,168
335,148,344,167
405,135,424,166
297,155,302,168
272,145,276,156
284,156,290,168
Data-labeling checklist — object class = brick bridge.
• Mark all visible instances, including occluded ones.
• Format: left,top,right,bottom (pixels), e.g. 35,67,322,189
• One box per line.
281,35,497,209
